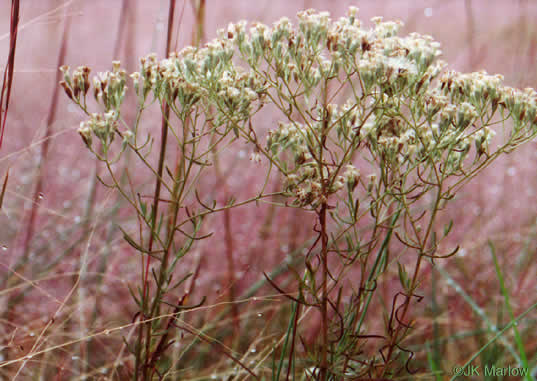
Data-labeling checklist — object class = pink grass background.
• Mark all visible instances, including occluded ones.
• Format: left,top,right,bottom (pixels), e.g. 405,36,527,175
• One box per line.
0,0,536,379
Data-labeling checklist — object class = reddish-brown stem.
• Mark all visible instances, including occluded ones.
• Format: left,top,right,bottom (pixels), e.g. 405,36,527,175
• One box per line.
0,0,20,148
190,0,241,341
318,82,329,380
137,1,176,379
0,170,8,209
319,201,329,380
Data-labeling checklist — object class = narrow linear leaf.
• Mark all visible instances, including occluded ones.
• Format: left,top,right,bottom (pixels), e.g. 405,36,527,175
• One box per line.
443,219,453,237
489,241,531,379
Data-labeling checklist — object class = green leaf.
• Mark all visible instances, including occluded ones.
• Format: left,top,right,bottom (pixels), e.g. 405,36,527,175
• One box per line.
397,261,409,290
120,226,145,252
119,226,161,260
127,283,143,309
139,198,147,220
443,219,453,237
169,272,193,291
489,241,531,379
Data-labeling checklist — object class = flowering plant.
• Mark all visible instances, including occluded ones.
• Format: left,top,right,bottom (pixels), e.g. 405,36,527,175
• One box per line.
61,7,537,380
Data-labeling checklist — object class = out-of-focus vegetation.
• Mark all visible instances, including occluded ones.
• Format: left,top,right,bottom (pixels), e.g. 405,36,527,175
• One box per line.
0,1,536,380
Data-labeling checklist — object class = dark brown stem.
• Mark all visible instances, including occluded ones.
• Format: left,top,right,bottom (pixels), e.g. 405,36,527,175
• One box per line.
136,1,176,379
0,0,20,148
319,202,328,380
319,80,329,380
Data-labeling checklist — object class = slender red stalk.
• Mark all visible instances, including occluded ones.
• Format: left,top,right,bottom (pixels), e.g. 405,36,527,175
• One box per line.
319,202,328,380
138,1,176,379
0,0,20,148
0,170,8,209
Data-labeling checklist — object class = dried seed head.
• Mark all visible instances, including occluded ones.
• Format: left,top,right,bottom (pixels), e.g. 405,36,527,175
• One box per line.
60,81,73,100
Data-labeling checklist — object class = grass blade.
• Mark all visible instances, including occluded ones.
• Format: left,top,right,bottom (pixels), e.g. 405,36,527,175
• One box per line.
489,240,531,380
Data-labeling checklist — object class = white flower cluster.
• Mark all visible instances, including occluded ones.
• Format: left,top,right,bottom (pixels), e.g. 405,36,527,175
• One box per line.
267,119,331,206
440,70,503,107
130,44,265,125
92,61,127,111
439,70,537,130
267,121,313,165
62,62,127,148
78,111,119,148
502,87,537,127
63,36,267,146
60,65,90,101
61,62,127,149
218,8,457,184
283,163,360,207
62,7,537,196
267,104,362,206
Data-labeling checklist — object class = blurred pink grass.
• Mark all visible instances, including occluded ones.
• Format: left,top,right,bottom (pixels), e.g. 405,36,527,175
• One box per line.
0,0,535,378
